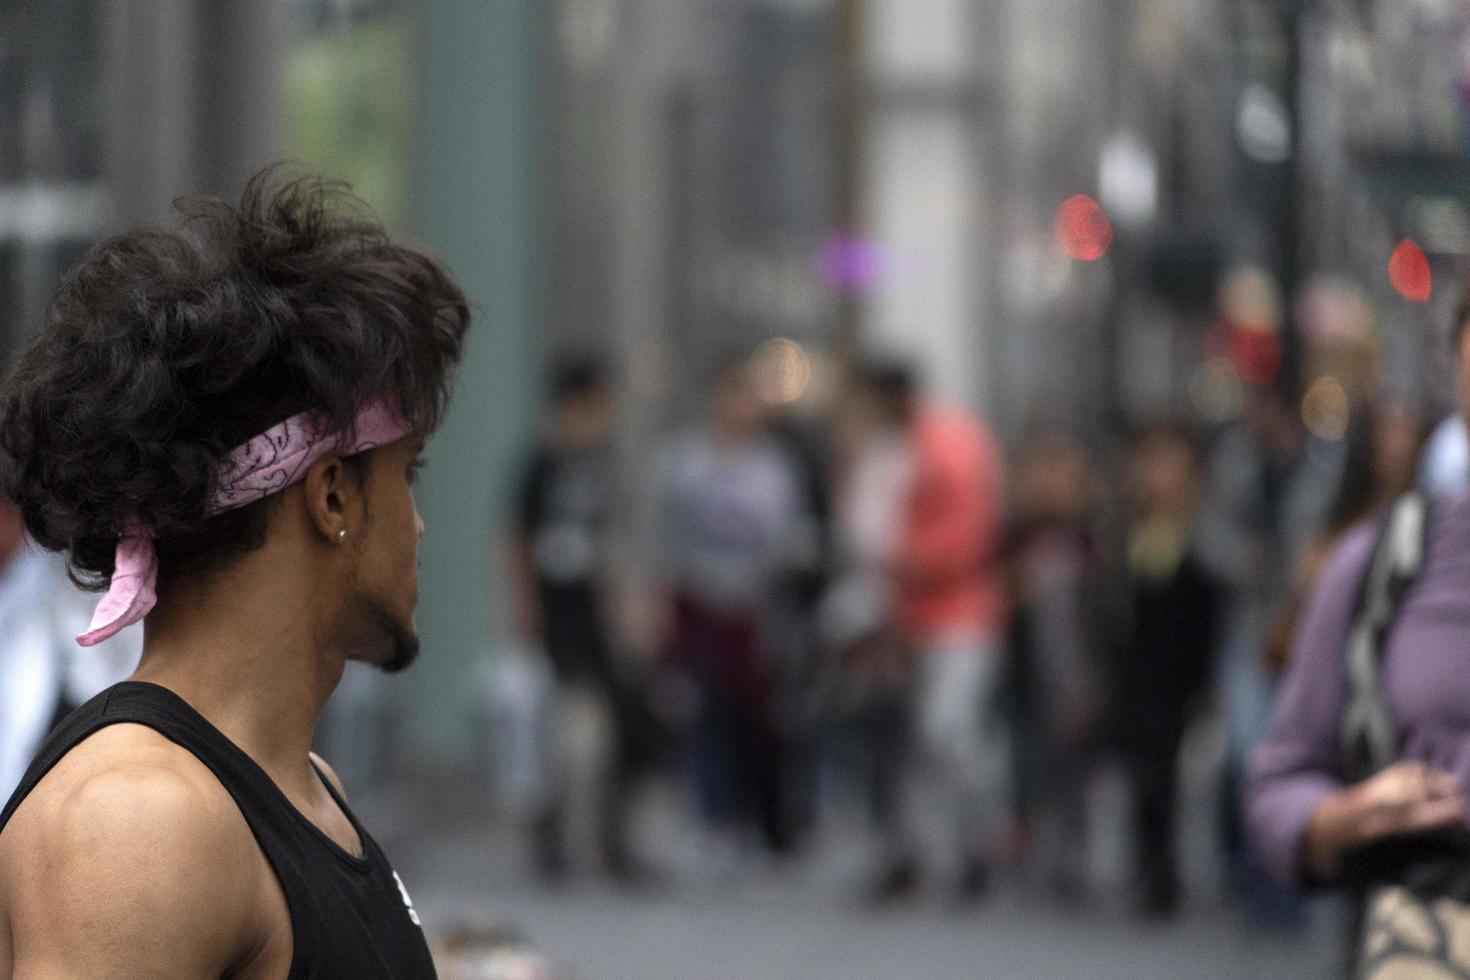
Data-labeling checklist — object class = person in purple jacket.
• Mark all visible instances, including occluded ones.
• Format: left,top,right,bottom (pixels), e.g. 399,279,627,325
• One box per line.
1246,289,1470,888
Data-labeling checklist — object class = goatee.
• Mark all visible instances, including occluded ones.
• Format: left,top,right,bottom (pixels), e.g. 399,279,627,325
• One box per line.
357,598,421,673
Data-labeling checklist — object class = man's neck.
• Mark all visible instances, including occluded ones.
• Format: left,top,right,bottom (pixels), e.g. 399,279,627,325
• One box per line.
130,551,345,800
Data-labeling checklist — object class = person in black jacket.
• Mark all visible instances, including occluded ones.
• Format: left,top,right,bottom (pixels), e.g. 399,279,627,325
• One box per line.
1115,425,1224,919
513,358,645,882
1003,433,1105,904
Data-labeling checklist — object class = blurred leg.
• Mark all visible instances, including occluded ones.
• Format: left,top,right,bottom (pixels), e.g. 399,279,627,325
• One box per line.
600,680,646,880
867,697,910,851
913,637,1000,875
863,694,919,903
1129,717,1184,917
531,684,569,881
754,719,793,855
1035,734,1093,904
691,691,735,831
559,683,615,874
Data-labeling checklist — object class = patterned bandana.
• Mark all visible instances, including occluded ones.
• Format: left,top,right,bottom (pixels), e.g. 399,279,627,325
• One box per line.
76,399,413,647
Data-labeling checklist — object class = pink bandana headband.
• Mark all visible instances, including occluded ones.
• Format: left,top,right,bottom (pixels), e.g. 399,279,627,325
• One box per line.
77,399,413,647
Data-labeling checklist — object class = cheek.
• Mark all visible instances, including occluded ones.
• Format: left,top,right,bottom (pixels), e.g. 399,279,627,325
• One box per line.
402,499,423,587
373,488,421,596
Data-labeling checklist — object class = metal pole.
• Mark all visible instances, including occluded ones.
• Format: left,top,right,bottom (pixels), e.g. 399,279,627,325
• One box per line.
833,0,864,361
1103,0,1134,431
414,0,543,762
1278,0,1305,399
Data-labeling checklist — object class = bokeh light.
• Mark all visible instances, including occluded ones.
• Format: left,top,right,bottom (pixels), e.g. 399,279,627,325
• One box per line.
1218,266,1281,331
817,233,887,292
1388,238,1432,303
1054,195,1114,262
749,338,812,405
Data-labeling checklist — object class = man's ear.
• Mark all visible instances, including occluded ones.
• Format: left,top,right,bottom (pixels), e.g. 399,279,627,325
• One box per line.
301,455,357,545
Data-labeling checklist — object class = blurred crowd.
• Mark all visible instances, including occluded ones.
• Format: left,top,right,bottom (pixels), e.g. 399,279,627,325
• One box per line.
500,266,1464,931
0,260,1459,953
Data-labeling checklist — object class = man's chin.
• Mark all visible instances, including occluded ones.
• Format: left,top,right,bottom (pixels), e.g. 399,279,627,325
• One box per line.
376,631,421,674
350,601,422,674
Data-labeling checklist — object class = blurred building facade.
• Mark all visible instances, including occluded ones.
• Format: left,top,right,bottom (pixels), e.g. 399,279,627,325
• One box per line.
5,0,1470,772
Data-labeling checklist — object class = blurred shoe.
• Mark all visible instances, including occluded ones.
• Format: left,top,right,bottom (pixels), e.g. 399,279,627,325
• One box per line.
605,848,660,892
952,856,990,909
531,817,567,884
862,860,920,908
1046,868,1087,912
1137,876,1181,921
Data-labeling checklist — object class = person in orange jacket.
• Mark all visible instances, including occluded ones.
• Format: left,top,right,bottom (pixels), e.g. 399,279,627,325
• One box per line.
854,362,1007,905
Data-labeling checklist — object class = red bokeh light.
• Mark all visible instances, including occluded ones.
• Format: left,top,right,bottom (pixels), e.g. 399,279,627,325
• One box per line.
1055,195,1113,262
1388,239,1432,304
1204,321,1282,387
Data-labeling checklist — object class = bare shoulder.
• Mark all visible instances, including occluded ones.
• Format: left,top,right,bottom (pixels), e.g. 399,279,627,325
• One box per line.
0,724,270,976
3,723,237,844
310,750,348,799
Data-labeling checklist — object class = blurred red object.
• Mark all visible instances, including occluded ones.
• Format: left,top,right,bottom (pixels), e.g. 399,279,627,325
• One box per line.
1054,195,1113,262
1204,321,1282,387
1388,239,1432,304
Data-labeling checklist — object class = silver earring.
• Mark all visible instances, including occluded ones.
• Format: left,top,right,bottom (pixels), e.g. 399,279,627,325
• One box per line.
336,529,348,543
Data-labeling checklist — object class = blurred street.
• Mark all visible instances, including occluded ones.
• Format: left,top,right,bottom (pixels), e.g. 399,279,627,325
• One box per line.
408,870,1331,980
361,763,1342,979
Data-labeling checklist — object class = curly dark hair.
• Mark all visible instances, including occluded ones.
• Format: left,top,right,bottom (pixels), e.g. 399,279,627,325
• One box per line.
0,165,471,590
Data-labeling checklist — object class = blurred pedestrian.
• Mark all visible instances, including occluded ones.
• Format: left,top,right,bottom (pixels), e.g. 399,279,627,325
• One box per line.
1115,425,1224,918
1002,432,1104,904
1247,280,1470,975
1198,302,1350,923
655,356,806,872
761,410,834,853
1264,403,1431,678
1412,293,1470,505
1234,402,1426,935
512,357,642,882
1327,404,1428,537
819,368,919,889
850,362,1007,906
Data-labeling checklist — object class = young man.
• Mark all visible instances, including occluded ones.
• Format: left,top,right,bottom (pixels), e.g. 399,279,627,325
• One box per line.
0,169,470,977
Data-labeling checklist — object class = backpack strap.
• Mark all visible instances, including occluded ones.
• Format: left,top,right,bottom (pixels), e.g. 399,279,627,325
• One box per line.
1341,490,1432,781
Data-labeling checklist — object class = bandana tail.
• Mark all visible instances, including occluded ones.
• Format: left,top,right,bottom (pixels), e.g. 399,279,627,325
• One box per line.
76,535,158,647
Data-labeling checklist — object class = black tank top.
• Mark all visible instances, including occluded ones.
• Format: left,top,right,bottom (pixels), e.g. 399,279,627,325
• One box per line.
0,681,437,979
